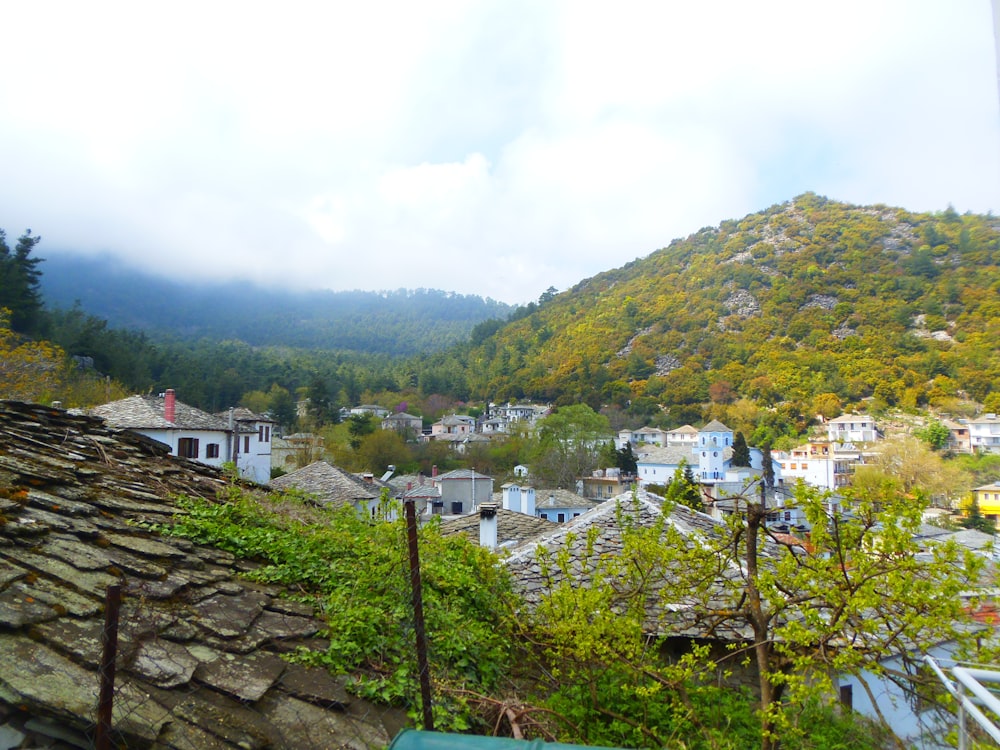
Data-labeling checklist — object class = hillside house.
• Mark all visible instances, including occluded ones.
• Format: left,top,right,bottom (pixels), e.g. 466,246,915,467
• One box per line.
578,467,634,500
826,414,879,443
775,441,864,491
617,425,668,450
431,414,476,437
635,445,697,487
87,389,272,483
941,418,972,454
270,461,399,519
215,406,275,483
433,468,494,515
972,483,1000,528
350,404,390,418
969,414,1000,454
666,424,700,447
534,488,600,523
271,432,325,470
483,402,550,433
380,411,423,437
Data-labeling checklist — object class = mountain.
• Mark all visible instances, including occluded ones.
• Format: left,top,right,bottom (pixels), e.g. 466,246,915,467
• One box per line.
459,194,1000,422
39,255,513,356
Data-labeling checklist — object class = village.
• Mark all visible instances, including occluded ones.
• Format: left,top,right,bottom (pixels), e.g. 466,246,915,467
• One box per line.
0,389,991,748
81,389,1000,539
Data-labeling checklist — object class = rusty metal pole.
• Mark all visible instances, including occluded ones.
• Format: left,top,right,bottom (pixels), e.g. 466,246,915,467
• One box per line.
404,499,434,730
96,583,122,750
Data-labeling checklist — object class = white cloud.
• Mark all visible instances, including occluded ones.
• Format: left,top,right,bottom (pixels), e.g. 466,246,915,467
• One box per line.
0,0,996,304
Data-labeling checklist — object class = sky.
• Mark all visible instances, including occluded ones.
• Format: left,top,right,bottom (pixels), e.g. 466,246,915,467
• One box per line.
1,1,998,305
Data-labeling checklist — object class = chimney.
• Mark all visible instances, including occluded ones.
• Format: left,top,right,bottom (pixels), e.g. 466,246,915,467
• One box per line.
479,503,498,549
524,487,536,516
432,465,438,479
164,389,176,423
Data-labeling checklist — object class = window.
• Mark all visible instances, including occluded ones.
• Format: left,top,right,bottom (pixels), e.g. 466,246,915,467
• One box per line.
801,462,808,469
540,512,549,520
451,502,463,514
557,513,566,522
178,438,199,459
206,443,220,459
258,425,270,443
244,436,251,454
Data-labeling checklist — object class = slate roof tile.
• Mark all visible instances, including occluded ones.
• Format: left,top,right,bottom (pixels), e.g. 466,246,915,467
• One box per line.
439,507,556,546
270,460,380,509
0,400,400,748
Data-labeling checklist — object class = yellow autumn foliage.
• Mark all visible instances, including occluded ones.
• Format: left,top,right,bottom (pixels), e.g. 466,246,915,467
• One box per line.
0,309,65,402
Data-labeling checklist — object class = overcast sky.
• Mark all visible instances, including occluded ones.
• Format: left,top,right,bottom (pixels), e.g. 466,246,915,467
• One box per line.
1,2,997,305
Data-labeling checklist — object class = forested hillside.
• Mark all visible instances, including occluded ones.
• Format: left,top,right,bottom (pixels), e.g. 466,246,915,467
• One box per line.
7,194,1000,437
456,193,1000,427
40,254,512,355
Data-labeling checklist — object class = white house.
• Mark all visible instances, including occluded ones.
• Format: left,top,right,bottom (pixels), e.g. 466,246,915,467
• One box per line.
636,445,697,487
665,424,700,448
617,426,668,450
826,414,879,443
216,406,274,484
87,390,272,483
968,413,1000,454
775,441,863,492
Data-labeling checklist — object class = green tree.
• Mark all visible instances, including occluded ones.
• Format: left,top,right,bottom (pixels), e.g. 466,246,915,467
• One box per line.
664,460,703,511
761,444,775,488
615,442,638,475
914,420,951,451
354,428,411,475
732,430,751,467
0,229,44,333
960,494,995,534
266,384,297,431
347,413,377,450
305,375,340,426
531,404,613,489
647,482,985,749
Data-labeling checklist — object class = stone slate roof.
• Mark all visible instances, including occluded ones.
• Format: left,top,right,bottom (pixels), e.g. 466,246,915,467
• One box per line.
438,508,556,546
700,419,731,433
0,401,400,748
635,445,694,465
434,469,492,482
668,425,699,435
269,461,381,509
532,488,599,511
503,491,748,639
220,407,272,423
88,394,230,432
